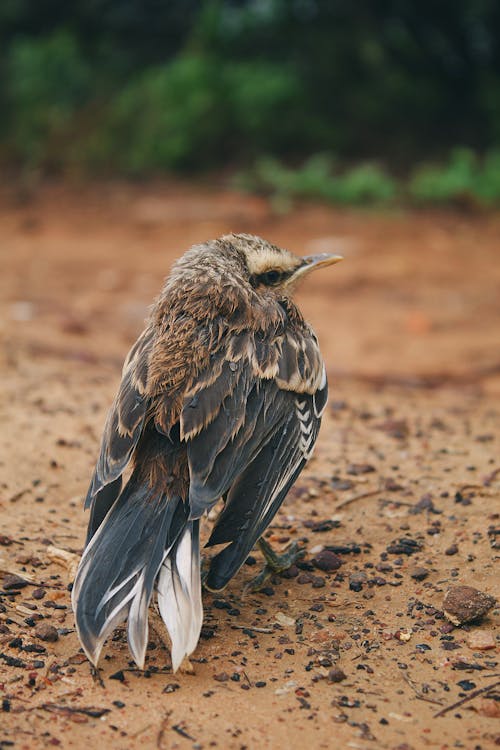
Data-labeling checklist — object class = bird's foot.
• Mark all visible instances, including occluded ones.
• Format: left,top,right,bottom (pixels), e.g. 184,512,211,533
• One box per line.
245,537,305,592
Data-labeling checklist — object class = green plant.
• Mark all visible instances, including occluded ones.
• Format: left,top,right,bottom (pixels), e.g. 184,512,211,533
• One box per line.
104,55,225,173
238,154,396,206
408,148,478,203
333,164,397,204
224,62,305,152
408,148,500,206
6,30,91,167
475,149,500,205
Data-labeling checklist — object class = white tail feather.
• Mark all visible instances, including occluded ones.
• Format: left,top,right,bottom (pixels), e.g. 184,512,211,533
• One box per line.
127,573,148,668
157,524,203,672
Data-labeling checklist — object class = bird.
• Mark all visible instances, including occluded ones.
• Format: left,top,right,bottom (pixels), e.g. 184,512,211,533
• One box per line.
72,233,342,672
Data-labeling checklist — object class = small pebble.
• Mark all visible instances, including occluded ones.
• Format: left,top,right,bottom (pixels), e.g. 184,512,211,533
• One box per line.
349,572,367,592
410,567,429,581
297,573,313,585
444,544,458,556
479,699,500,718
281,564,299,579
412,494,435,513
312,550,342,572
312,576,326,588
328,667,347,683
2,574,28,590
109,670,125,682
457,679,476,691
443,585,496,625
35,624,59,642
346,463,375,475
466,630,496,650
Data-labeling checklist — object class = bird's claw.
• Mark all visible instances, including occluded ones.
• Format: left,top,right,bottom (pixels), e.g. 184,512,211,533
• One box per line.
245,538,306,592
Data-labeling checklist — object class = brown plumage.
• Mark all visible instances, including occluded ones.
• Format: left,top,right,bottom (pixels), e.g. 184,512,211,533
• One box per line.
72,233,341,671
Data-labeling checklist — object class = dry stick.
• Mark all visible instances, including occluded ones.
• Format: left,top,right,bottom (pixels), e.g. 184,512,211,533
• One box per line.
434,679,500,718
456,483,491,493
172,725,196,741
231,624,274,634
335,488,384,510
130,724,153,741
483,466,500,486
7,488,31,503
41,703,110,718
157,711,172,750
400,670,443,707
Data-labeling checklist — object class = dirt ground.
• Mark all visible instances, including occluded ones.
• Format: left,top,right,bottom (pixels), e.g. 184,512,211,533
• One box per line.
0,182,499,750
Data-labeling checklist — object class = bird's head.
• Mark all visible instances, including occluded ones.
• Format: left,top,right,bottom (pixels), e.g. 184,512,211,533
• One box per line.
226,233,342,297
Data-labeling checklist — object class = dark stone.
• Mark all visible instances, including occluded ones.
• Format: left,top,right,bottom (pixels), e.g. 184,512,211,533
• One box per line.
312,550,342,572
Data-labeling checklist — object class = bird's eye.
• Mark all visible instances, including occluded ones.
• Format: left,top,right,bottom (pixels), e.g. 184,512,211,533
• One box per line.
260,269,282,286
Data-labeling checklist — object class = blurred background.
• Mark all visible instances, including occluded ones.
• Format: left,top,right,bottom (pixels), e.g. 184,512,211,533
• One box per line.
2,7,500,744
1,0,500,389
1,0,500,205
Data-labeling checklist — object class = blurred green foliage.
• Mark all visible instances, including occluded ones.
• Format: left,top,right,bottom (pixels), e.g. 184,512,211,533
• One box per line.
409,148,500,206
5,31,91,166
239,149,500,207
1,0,500,204
237,155,397,205
102,57,304,173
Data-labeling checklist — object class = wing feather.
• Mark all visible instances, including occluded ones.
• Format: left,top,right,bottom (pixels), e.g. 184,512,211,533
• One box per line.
204,389,323,590
183,325,327,566
84,328,153,539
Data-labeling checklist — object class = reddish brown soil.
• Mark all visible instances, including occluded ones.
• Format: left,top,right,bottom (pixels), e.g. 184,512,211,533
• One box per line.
0,183,499,749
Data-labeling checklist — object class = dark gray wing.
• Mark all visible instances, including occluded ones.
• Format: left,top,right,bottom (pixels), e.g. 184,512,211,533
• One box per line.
181,327,328,588
205,382,327,590
84,328,153,540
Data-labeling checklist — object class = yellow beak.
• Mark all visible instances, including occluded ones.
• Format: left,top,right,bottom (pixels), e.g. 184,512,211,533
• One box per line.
292,253,343,281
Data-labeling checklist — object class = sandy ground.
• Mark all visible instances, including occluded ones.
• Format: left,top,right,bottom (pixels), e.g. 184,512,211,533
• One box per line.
0,182,499,750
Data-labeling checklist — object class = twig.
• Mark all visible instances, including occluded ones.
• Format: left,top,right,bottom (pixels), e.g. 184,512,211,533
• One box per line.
483,467,500,487
231,624,274,634
157,711,172,750
456,483,491,493
400,670,443,706
335,488,384,510
380,499,415,508
8,488,31,503
172,724,196,741
434,679,500,718
41,703,110,718
0,563,36,584
130,724,153,740
242,670,252,687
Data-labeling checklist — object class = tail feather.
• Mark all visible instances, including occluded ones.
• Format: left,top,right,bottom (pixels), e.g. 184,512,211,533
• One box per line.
72,480,187,668
157,520,202,672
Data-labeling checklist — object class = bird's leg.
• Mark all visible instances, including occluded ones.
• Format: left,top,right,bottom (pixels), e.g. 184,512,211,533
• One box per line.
246,537,306,592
